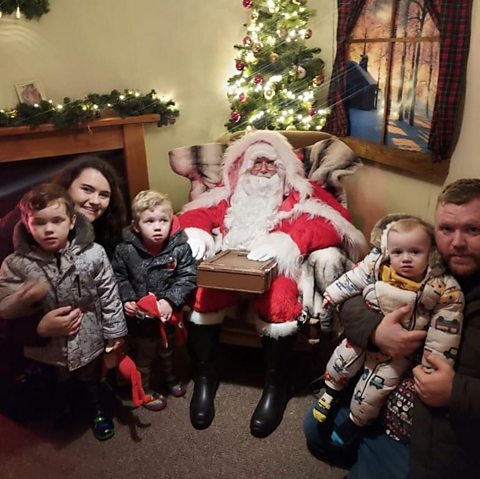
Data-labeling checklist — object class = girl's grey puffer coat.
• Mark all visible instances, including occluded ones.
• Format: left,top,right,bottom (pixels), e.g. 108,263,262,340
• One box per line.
0,215,127,371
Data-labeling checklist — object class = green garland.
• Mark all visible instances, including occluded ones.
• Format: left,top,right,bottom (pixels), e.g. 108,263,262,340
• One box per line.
0,89,180,129
0,0,50,19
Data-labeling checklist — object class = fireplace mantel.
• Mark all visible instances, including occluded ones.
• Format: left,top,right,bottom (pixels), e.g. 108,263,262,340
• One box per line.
0,114,160,200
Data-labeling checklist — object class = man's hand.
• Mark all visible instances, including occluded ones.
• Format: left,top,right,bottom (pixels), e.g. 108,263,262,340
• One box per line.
247,245,275,261
124,301,138,317
106,337,125,353
372,304,426,357
413,354,454,407
36,306,83,337
188,237,207,260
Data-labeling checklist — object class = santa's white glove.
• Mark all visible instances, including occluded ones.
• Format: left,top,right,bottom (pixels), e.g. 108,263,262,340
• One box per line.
188,237,207,260
247,245,276,262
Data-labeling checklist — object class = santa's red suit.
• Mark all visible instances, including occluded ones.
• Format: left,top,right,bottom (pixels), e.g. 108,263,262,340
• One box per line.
178,130,366,338
178,130,366,437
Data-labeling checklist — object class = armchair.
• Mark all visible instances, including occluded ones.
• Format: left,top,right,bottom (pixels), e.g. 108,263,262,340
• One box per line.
169,131,365,348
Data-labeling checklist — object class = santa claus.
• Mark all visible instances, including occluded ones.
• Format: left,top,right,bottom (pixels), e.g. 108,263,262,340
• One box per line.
178,130,366,437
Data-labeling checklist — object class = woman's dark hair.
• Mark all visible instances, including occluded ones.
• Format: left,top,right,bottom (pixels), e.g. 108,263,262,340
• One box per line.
52,155,127,256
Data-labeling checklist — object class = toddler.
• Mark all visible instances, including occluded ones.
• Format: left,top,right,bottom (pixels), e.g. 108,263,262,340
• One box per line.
0,184,127,440
112,190,196,411
313,214,464,446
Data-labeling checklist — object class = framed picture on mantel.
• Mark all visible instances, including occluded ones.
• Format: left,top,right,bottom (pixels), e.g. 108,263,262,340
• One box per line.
15,80,46,105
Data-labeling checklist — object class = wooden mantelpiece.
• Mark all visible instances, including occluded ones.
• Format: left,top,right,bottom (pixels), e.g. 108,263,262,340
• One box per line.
0,114,160,200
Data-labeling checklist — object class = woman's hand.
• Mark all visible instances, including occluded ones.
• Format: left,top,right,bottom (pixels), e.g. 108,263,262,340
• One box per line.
36,306,83,337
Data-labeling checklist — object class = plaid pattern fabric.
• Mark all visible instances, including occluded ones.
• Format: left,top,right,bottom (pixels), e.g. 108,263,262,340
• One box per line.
324,0,367,137
426,0,473,161
326,0,472,162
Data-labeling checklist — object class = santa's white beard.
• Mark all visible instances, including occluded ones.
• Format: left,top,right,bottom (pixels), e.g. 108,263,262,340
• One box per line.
223,172,285,251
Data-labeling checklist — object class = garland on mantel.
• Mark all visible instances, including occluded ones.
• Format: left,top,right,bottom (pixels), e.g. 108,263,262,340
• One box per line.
0,89,180,129
0,0,50,19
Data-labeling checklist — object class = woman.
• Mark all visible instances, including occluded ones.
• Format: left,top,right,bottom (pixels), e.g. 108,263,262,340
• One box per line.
0,155,127,419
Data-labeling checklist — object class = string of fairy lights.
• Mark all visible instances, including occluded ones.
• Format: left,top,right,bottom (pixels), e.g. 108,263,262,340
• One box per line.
0,89,179,129
0,0,50,20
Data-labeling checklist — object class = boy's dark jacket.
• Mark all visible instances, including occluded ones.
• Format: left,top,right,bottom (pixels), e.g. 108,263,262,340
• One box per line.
111,221,197,337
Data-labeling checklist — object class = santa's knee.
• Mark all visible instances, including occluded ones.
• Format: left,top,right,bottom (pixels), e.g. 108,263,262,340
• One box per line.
252,276,302,324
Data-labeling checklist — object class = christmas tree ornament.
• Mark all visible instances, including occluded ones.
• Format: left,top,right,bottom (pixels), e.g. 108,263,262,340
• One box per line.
297,66,306,79
308,107,317,116
243,36,252,46
270,52,280,63
239,92,247,103
252,43,262,55
304,29,313,39
231,111,241,123
243,0,253,8
289,65,299,77
264,88,275,100
278,28,289,39
313,74,325,86
253,74,264,85
236,59,245,71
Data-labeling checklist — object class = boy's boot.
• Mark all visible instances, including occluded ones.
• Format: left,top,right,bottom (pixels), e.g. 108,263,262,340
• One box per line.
159,338,186,397
250,334,295,438
187,322,222,429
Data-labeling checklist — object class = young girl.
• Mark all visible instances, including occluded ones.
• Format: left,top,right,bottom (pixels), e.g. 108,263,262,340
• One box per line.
0,184,127,440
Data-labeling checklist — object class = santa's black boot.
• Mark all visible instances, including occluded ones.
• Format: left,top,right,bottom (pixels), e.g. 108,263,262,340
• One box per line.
188,322,221,430
250,334,294,438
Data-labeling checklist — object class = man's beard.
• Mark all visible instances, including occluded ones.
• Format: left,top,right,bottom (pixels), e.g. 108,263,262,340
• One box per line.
222,172,285,251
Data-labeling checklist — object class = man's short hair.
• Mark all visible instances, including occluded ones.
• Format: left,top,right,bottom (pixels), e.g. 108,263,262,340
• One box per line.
131,190,173,223
437,178,480,206
20,183,75,224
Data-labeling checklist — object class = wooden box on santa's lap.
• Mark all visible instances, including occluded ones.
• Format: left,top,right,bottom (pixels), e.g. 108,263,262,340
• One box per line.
197,249,278,294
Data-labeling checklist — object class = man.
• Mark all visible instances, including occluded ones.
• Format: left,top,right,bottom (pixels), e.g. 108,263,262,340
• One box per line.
178,130,366,438
305,178,480,478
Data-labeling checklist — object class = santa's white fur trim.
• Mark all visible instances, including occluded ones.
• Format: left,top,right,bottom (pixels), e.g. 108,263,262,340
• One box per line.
189,309,226,325
265,231,302,279
184,227,217,258
250,314,298,338
182,186,230,212
223,131,311,200
274,197,368,262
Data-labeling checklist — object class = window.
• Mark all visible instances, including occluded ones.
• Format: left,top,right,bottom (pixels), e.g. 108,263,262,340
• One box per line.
325,0,472,174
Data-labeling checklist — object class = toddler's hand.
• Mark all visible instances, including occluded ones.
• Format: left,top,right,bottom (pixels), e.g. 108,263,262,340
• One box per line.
157,299,173,322
124,301,138,317
105,337,124,353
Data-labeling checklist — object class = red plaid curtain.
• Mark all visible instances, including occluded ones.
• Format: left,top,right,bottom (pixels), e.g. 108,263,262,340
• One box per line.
324,0,367,136
425,0,472,161
325,0,472,162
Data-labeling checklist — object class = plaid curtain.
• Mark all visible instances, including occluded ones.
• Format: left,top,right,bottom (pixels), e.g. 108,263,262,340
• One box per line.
325,0,472,162
425,0,473,161
324,0,367,136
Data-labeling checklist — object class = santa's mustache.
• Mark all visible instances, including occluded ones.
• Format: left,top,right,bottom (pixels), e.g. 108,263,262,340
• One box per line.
239,171,285,197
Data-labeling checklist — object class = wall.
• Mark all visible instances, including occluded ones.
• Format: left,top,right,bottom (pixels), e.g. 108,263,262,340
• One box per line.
0,0,478,238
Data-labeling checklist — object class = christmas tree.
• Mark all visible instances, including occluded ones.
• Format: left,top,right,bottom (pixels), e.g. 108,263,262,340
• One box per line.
225,0,328,133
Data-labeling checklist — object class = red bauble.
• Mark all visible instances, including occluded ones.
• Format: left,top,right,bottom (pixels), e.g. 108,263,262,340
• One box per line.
308,108,317,116
239,93,247,103
231,111,241,123
242,35,252,46
313,74,325,86
243,0,253,8
253,74,263,85
236,59,245,71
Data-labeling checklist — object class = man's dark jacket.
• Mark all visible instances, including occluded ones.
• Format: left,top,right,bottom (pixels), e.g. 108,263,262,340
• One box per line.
341,273,480,478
